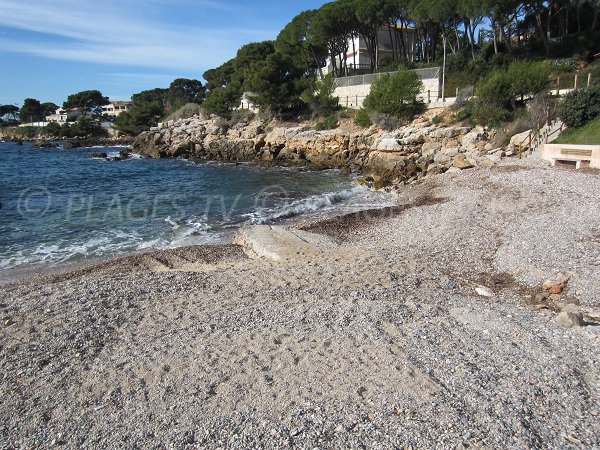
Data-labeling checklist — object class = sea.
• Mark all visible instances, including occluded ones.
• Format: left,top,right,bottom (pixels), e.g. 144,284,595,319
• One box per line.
0,141,395,278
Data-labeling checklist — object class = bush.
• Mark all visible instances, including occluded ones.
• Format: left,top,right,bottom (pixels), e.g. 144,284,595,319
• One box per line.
472,100,511,126
301,74,339,117
354,108,372,128
338,108,354,119
558,87,600,128
14,126,37,138
476,70,512,109
314,113,338,131
370,112,402,131
363,67,425,120
230,109,255,125
164,103,207,122
45,122,62,137
70,117,107,137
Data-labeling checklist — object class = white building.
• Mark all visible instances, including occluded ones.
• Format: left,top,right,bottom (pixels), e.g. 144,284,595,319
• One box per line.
45,108,82,124
326,25,418,76
101,101,132,117
238,92,259,113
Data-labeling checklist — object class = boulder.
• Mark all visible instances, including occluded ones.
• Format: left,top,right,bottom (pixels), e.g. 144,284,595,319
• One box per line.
460,130,483,148
234,225,338,261
90,152,108,158
33,140,55,148
452,154,474,170
374,136,402,151
442,147,460,157
509,129,532,146
555,305,585,328
63,141,81,149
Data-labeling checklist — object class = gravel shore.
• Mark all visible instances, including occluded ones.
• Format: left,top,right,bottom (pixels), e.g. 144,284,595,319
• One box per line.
1,158,599,449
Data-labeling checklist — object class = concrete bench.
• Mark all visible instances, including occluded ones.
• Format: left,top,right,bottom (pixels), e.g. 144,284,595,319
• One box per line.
541,144,600,169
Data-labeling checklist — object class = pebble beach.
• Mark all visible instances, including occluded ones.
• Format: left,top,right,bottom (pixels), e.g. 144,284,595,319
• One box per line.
1,158,599,448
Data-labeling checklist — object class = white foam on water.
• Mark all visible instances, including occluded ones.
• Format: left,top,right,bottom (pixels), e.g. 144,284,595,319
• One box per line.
242,185,396,225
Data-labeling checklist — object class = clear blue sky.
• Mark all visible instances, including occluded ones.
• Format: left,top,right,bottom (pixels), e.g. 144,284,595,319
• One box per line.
0,0,326,107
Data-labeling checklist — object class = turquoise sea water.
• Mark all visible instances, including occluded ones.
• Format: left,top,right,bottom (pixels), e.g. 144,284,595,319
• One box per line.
0,141,393,275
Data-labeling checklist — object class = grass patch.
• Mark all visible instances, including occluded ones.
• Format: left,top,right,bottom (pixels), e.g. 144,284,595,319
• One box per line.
555,115,600,144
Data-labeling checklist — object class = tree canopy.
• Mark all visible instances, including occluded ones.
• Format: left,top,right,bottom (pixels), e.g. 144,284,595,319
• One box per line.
20,98,45,122
63,90,109,116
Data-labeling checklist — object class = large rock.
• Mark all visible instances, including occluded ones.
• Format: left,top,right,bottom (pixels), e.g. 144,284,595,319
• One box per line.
555,305,585,328
234,225,338,261
452,154,474,169
509,129,532,147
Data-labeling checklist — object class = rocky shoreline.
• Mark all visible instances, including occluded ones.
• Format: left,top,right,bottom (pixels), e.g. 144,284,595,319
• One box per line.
133,114,517,187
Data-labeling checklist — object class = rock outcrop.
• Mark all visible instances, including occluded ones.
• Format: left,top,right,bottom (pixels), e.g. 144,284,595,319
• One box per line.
133,115,508,185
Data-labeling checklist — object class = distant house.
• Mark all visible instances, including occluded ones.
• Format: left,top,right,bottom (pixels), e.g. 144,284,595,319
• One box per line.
238,92,259,113
45,108,83,124
101,101,132,117
326,24,417,76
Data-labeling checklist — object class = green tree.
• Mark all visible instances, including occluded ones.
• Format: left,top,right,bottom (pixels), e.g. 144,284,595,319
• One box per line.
506,60,549,101
276,9,328,76
301,74,339,116
132,88,169,107
244,52,308,114
167,78,206,109
363,67,425,118
203,83,244,116
20,98,45,122
203,59,236,91
41,102,59,117
114,100,164,135
63,90,109,116
476,69,512,108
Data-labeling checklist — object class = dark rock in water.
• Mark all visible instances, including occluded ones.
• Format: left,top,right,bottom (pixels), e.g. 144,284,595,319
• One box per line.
33,140,56,148
119,150,131,159
90,152,108,158
15,140,23,146
63,141,81,149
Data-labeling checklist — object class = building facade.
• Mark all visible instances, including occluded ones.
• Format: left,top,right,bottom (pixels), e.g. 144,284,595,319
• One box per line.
101,101,132,117
326,25,418,76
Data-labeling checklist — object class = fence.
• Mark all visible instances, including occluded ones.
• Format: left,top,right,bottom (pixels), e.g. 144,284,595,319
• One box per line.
334,67,440,88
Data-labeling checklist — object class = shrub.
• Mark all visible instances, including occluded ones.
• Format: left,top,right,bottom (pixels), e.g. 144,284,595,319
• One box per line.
472,101,511,126
354,108,372,128
230,109,255,125
45,122,62,137
558,87,600,128
214,117,230,132
314,113,338,131
370,112,402,131
301,74,339,117
476,69,512,109
363,67,425,120
164,103,207,122
338,108,354,119
547,58,577,74
70,117,107,137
